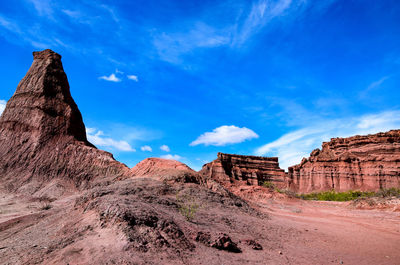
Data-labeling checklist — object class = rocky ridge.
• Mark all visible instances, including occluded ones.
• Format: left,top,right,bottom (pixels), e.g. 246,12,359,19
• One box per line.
288,130,400,193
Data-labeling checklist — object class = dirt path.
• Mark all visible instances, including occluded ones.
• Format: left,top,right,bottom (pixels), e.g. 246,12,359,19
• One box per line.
263,199,400,265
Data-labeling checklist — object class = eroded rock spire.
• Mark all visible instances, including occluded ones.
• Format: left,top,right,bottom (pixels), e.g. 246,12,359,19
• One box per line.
0,50,130,194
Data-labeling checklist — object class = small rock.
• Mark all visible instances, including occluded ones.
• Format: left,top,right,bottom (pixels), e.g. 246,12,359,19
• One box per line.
195,231,211,246
242,239,263,250
279,251,283,255
211,234,241,253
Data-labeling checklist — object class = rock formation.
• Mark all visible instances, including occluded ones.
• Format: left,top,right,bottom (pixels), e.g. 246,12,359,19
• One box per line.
288,130,400,193
0,49,130,194
131,157,202,184
132,158,194,176
200,153,286,187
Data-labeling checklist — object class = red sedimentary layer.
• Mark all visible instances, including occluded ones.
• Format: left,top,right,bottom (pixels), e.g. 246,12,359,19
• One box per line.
131,157,194,176
0,49,130,193
288,130,400,193
200,152,286,187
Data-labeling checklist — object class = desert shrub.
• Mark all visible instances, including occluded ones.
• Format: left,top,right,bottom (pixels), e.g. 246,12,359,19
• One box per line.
375,188,400,198
176,193,200,222
40,202,52,210
299,190,375,201
262,181,275,189
36,195,54,210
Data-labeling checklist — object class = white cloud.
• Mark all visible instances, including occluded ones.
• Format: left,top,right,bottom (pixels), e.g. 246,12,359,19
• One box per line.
160,154,183,161
190,125,259,146
99,73,121,82
255,110,400,169
0,99,6,115
62,9,81,19
127,75,138,82
86,127,135,152
140,145,152,152
160,145,171,152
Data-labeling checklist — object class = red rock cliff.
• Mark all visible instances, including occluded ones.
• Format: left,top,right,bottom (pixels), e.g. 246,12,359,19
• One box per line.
0,49,131,193
288,130,400,193
200,153,286,187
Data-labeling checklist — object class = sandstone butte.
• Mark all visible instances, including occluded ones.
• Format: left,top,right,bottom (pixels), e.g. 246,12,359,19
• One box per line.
287,131,400,193
201,135,400,193
200,152,286,188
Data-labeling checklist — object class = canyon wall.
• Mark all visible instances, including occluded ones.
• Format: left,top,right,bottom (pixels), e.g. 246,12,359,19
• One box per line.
200,153,286,188
288,130,400,193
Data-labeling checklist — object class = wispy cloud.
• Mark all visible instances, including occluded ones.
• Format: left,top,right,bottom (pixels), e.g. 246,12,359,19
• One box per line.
0,1,125,60
255,110,400,169
191,125,259,146
152,0,314,64
359,76,390,99
0,16,19,32
27,0,53,17
153,22,231,64
99,73,121,82
232,0,295,46
0,99,6,115
160,154,183,161
160,145,170,152
86,127,135,152
140,145,152,152
127,75,138,82
0,14,49,49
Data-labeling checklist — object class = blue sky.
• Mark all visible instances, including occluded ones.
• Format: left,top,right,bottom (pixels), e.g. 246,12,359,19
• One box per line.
1,0,400,170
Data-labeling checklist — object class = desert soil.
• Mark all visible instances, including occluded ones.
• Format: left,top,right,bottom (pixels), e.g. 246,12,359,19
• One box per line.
1,186,399,265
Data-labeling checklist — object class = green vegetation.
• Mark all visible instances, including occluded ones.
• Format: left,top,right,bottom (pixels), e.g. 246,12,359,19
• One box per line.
298,190,374,201
176,193,201,222
262,181,276,189
295,188,400,202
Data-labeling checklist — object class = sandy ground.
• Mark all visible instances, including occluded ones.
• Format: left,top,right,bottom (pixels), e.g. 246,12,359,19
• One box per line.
1,187,399,265
261,198,400,265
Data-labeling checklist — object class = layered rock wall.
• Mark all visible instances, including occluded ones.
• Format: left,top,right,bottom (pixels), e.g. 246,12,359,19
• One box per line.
200,153,286,187
288,130,400,193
